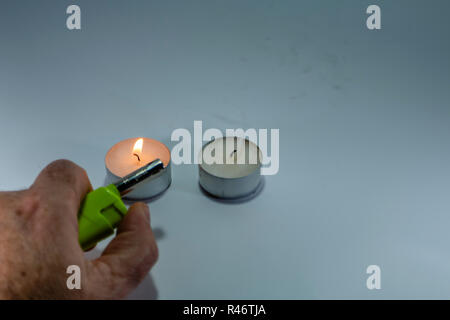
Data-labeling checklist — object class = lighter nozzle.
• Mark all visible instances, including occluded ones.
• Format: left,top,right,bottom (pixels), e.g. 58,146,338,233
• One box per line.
113,159,164,195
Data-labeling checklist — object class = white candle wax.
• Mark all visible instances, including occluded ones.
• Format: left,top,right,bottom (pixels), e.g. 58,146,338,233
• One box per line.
199,137,263,199
105,137,172,200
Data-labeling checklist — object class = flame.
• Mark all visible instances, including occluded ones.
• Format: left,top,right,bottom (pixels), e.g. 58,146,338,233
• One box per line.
133,138,143,157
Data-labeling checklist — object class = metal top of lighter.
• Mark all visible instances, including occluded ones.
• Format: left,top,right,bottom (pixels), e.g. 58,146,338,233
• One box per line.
78,159,164,251
114,159,165,195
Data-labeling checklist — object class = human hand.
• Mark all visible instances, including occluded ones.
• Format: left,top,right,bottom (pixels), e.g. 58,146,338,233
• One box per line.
0,160,158,299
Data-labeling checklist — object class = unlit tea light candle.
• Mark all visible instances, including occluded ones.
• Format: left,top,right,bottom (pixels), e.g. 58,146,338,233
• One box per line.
105,137,171,200
199,136,263,199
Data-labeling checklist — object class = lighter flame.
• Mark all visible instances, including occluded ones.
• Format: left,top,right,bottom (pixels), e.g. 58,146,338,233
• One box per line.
133,138,144,161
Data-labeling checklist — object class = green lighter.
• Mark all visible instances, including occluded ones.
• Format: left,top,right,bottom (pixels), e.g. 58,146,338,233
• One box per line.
78,159,164,251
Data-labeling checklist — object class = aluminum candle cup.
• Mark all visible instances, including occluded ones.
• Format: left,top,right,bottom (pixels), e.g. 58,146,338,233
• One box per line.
199,137,263,199
105,137,171,200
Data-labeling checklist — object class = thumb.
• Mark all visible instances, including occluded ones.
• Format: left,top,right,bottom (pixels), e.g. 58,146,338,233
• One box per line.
88,202,159,299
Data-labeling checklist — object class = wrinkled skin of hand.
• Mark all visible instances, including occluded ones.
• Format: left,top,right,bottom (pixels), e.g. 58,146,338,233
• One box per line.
0,160,158,299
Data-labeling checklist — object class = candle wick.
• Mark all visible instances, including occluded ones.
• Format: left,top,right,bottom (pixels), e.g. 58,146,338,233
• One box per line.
133,153,141,162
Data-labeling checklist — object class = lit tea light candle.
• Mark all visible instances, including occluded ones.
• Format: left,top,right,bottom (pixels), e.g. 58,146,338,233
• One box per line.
199,136,263,199
105,137,172,200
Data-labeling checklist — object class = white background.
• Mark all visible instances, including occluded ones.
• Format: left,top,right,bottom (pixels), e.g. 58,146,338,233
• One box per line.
1,0,450,298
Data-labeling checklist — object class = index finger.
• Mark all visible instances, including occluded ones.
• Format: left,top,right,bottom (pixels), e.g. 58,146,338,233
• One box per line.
31,159,93,213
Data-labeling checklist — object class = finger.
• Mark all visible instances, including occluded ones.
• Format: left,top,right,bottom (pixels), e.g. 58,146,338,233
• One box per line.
31,159,92,212
90,202,158,298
